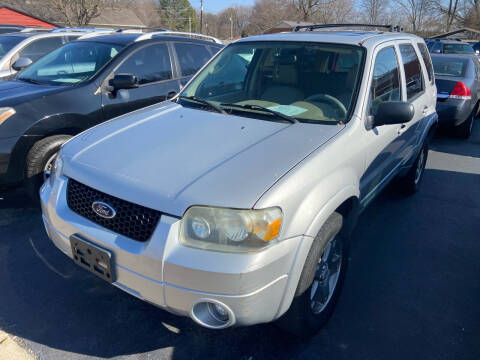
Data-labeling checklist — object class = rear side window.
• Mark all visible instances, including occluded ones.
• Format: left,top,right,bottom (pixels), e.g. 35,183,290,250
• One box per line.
174,43,211,77
116,43,172,84
368,46,401,115
418,43,434,84
399,44,424,100
207,45,222,56
18,37,64,62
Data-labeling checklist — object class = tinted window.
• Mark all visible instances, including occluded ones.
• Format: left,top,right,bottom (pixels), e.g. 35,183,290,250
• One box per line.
399,44,424,100
369,47,401,115
418,43,434,84
175,43,211,77
443,43,474,54
431,42,442,53
19,41,124,85
432,57,468,77
19,37,64,62
116,43,172,84
207,45,222,56
0,35,23,57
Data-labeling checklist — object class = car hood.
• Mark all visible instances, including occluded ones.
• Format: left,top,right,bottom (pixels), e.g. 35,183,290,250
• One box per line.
0,80,63,105
62,102,343,216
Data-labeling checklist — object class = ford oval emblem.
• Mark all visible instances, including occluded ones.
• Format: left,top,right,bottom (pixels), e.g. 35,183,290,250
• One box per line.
92,201,116,219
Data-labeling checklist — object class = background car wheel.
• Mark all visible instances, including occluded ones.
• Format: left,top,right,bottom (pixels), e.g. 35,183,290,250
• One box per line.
456,106,476,139
25,135,72,202
276,212,348,337
397,141,428,195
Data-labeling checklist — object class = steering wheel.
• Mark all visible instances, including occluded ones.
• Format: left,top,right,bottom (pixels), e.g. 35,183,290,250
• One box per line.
305,94,347,118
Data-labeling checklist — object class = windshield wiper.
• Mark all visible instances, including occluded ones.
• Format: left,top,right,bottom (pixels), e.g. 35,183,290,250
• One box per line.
179,95,228,115
18,77,44,85
220,103,298,124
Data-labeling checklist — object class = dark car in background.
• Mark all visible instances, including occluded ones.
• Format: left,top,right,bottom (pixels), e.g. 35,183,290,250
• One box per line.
432,53,480,138
0,31,222,198
428,39,476,55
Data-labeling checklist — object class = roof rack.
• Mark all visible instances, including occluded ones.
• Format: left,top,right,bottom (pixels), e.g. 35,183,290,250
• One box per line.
116,27,169,33
134,31,222,44
293,23,403,32
51,27,115,33
77,31,116,40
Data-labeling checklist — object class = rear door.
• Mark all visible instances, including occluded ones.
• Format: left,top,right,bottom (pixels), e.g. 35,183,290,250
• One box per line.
172,42,213,87
101,42,179,120
396,42,433,162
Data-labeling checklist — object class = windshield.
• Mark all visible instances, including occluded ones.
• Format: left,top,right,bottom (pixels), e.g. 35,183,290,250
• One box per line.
18,41,124,85
179,42,364,124
432,57,468,77
443,43,474,54
0,35,23,57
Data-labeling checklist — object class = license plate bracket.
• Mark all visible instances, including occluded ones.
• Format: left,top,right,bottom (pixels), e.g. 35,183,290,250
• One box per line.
70,235,115,283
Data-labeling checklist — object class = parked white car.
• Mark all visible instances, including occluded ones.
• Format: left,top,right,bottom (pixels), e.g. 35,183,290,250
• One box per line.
41,25,438,336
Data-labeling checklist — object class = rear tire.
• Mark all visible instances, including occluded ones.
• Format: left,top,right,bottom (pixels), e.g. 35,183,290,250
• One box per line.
276,212,347,337
25,135,71,202
455,107,476,139
397,141,428,195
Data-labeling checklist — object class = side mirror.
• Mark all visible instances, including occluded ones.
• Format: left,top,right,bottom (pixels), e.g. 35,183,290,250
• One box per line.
371,101,415,128
433,49,441,54
475,50,479,55
12,57,33,71
109,74,138,91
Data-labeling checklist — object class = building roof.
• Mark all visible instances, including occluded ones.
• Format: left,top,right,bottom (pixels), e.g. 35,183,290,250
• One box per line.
431,27,480,39
0,6,57,28
89,7,145,28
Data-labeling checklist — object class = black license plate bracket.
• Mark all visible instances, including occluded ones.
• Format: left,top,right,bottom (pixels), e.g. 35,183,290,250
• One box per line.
70,235,115,283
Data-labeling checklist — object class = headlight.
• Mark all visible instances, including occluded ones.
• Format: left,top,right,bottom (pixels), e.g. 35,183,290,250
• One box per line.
180,206,283,253
0,107,15,126
49,151,64,187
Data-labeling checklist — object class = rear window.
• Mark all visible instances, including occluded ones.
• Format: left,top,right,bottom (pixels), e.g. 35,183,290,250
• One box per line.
443,43,474,54
432,57,468,77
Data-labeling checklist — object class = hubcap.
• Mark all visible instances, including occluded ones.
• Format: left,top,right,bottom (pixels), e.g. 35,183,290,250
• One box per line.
43,153,57,183
414,149,426,185
310,238,342,315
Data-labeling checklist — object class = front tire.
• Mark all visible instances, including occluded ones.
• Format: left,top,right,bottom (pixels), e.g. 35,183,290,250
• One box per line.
276,212,347,337
25,135,72,202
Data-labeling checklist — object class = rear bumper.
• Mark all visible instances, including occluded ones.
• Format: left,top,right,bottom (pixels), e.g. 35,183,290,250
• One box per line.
40,177,305,328
436,99,473,126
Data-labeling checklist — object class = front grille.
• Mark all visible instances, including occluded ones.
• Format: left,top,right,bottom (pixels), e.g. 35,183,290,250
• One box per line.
66,179,161,242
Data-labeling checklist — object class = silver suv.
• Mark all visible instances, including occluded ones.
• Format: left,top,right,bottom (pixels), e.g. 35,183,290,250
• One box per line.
40,25,438,335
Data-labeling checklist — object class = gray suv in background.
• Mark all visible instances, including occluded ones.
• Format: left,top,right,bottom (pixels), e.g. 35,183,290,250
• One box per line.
41,25,438,336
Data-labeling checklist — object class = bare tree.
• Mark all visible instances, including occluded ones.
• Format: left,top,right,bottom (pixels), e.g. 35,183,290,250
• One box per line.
50,0,105,26
360,0,390,24
313,0,354,23
292,0,326,20
394,0,433,33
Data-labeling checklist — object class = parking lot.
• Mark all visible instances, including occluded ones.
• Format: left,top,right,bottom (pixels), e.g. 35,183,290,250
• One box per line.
1,123,479,360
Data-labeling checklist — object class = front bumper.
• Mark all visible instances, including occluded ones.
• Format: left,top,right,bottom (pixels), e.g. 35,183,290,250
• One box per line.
40,177,305,328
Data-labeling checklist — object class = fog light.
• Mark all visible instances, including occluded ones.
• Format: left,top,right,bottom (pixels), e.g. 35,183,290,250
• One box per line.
207,302,229,322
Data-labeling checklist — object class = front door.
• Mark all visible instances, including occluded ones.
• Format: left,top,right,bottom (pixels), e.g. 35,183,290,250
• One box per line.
101,42,180,120
359,43,405,205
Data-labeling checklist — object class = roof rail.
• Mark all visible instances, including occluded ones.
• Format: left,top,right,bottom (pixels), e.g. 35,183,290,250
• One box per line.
293,23,403,32
51,27,115,33
20,27,51,33
134,31,223,44
77,31,116,40
116,27,169,33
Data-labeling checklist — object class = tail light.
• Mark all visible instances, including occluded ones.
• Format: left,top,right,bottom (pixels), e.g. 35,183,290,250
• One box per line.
449,81,471,99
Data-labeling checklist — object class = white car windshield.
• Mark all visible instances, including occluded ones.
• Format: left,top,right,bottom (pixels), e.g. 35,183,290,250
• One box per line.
179,41,365,124
18,41,124,86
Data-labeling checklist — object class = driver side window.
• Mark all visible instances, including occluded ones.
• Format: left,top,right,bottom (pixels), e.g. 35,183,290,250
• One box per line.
368,46,401,116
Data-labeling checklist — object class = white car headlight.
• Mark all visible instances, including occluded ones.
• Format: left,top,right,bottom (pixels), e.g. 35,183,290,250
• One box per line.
0,107,15,126
180,206,283,253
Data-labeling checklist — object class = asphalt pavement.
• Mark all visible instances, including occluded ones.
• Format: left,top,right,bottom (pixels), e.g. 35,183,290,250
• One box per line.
0,122,479,360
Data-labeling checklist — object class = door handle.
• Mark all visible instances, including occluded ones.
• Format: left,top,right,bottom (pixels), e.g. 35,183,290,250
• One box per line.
398,124,407,135
167,91,177,100
422,106,429,116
